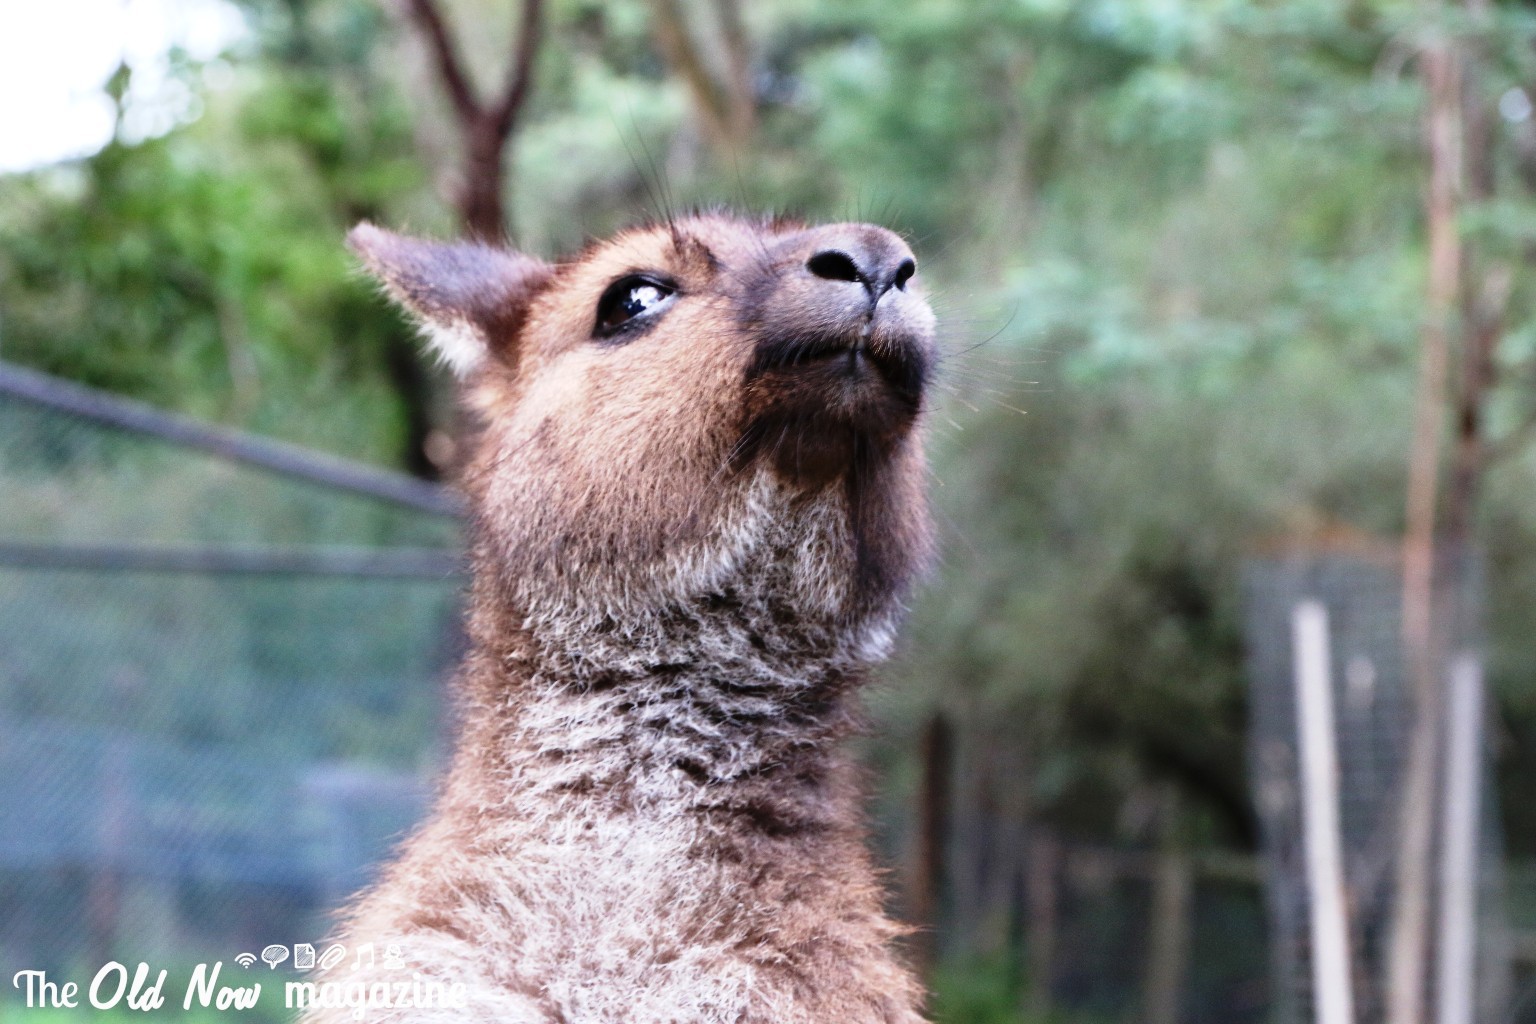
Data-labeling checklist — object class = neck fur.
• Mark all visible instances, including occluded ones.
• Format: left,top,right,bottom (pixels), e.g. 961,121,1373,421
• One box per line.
448,480,900,826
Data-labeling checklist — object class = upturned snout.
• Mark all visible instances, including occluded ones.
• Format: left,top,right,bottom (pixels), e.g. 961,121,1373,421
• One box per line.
746,223,935,424
736,222,935,485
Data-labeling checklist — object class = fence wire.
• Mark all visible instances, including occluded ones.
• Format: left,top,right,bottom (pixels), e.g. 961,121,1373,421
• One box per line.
0,366,461,971
1244,548,1514,1024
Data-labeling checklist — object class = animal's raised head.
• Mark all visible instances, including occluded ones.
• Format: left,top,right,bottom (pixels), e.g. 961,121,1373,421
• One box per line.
351,213,935,641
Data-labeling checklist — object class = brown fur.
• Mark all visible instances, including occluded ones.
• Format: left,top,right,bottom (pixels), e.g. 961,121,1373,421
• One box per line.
305,212,936,1024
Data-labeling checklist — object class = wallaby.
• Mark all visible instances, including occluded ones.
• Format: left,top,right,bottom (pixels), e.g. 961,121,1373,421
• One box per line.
304,212,936,1024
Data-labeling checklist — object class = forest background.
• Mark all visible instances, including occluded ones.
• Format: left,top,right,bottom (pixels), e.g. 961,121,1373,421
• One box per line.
6,0,1536,1021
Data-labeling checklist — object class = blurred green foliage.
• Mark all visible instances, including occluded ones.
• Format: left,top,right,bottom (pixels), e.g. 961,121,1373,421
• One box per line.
928,958,1082,1024
0,0,430,466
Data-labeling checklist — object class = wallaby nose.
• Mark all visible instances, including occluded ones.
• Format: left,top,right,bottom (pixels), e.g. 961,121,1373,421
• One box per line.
805,227,917,301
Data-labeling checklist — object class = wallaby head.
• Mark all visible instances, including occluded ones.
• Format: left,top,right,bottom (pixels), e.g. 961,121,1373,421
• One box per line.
351,213,935,643
327,212,939,1024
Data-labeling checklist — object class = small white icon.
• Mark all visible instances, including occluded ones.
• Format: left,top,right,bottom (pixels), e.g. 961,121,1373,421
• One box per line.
352,943,374,971
234,953,257,969
316,943,348,971
382,945,405,970
293,943,316,969
261,944,289,969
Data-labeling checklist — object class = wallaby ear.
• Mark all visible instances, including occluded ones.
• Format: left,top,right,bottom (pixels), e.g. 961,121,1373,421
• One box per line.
348,223,554,378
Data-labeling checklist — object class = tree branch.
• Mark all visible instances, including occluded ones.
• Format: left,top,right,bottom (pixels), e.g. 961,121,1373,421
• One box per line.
491,0,546,140
403,0,480,126
397,0,547,241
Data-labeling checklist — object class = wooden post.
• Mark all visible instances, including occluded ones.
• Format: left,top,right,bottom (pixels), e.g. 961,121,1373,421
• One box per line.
1143,790,1193,1024
1023,830,1060,1017
1292,601,1356,1024
913,711,953,975
1436,653,1485,1024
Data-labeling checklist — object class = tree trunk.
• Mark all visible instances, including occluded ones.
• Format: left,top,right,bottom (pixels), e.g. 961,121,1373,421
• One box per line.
384,329,442,480
1387,35,1463,1024
403,0,545,243
460,124,510,243
392,0,545,473
649,0,755,159
1445,0,1510,551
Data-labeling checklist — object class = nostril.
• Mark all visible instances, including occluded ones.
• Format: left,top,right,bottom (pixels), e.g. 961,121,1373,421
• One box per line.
893,258,916,291
807,250,862,283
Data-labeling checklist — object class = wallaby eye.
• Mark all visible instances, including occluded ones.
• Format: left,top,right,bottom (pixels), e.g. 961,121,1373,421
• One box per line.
595,274,676,338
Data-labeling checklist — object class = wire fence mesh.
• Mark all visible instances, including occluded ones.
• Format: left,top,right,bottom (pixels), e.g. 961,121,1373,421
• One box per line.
912,745,1271,1023
7,363,1530,1024
1243,546,1514,1024
0,364,461,972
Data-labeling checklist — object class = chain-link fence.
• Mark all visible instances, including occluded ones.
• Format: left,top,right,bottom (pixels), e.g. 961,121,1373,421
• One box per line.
907,720,1271,1024
940,825,1269,1024
1244,546,1513,1024
15,362,1529,1024
0,362,461,972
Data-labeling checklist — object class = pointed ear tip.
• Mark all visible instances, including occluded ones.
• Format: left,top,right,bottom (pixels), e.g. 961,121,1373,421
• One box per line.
346,221,389,258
